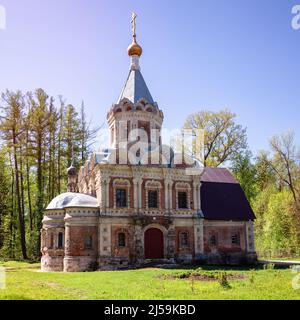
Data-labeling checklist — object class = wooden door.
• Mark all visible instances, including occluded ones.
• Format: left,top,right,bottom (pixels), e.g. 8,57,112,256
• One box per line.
144,228,164,259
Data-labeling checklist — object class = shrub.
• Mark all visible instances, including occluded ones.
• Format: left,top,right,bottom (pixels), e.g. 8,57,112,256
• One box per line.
218,272,231,289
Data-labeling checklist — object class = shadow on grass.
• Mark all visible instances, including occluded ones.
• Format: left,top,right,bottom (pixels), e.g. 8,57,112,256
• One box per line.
138,263,291,272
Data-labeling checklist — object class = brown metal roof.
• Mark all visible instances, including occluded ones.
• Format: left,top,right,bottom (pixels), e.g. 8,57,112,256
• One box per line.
201,167,238,184
200,167,255,221
200,182,255,221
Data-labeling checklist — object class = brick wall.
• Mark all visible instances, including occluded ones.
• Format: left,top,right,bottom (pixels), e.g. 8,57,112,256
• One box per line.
175,226,195,256
203,225,246,254
65,226,98,257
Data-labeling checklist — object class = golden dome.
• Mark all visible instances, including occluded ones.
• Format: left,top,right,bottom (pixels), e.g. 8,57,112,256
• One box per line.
127,37,143,57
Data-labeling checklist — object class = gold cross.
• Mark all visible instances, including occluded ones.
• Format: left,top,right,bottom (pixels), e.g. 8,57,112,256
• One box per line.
131,12,137,37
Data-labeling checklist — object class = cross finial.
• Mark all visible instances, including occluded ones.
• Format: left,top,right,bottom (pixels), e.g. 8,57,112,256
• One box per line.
131,12,137,38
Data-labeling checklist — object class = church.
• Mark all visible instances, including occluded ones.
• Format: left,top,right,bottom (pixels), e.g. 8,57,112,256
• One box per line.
41,14,257,272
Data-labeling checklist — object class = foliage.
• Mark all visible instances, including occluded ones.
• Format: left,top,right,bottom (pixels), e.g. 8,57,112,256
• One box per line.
0,89,97,260
231,151,257,203
217,271,231,289
183,109,247,167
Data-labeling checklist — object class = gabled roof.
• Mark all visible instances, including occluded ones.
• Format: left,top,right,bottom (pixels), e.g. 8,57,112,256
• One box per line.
200,167,256,221
201,167,238,184
118,69,154,104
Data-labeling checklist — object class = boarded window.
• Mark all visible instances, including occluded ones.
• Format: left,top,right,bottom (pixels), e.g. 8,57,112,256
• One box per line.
84,236,93,250
178,192,187,209
231,233,240,245
116,189,127,207
148,190,158,208
209,234,218,246
118,233,126,247
179,232,189,248
58,232,64,248
50,234,54,248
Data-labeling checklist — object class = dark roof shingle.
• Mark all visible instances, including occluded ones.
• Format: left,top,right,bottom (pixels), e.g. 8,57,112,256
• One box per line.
200,167,255,221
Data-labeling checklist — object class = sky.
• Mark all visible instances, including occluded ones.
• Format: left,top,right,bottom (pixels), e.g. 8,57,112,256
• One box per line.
0,0,300,155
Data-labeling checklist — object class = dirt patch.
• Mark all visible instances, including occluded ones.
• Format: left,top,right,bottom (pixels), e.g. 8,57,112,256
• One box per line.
160,272,247,282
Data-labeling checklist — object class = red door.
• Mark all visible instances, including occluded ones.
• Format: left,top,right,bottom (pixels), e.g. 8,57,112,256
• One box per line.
144,228,164,259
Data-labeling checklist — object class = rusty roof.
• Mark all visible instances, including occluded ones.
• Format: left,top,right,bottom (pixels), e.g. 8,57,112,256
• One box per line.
200,167,239,184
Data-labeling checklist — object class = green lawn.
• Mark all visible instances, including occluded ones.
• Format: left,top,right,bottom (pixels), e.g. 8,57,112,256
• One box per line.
259,257,300,261
0,261,300,300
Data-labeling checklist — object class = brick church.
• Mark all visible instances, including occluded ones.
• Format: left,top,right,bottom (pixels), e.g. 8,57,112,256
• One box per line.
41,14,257,272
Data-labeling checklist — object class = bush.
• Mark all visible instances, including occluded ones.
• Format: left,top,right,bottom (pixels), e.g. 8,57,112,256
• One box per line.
217,272,231,289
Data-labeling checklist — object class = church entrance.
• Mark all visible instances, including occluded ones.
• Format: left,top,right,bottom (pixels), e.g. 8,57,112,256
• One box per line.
144,228,164,259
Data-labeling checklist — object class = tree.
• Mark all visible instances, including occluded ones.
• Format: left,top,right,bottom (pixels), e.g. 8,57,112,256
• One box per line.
79,102,98,166
0,90,27,259
63,104,81,167
268,132,300,204
263,190,298,257
255,151,276,191
184,109,247,167
231,151,257,203
27,89,53,254
0,149,10,251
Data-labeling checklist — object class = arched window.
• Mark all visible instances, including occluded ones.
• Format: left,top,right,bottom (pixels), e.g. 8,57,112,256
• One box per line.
209,234,218,247
50,233,54,249
231,233,240,245
175,182,191,210
116,189,127,207
118,233,126,247
84,235,93,250
145,181,162,210
58,232,64,248
178,192,188,209
113,179,131,209
148,190,158,208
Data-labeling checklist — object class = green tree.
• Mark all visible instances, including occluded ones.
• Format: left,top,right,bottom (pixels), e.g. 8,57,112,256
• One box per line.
0,90,27,259
184,109,247,167
231,151,257,203
263,190,298,257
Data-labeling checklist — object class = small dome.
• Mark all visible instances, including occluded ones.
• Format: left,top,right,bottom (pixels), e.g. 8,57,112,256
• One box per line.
46,192,99,209
127,39,142,57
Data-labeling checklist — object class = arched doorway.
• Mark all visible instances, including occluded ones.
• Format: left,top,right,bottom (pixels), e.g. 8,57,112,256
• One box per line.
144,228,164,259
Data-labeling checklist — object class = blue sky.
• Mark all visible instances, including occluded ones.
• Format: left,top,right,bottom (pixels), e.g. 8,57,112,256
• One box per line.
0,0,299,154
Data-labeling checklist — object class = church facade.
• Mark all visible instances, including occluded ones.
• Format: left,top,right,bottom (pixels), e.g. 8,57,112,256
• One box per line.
41,16,257,272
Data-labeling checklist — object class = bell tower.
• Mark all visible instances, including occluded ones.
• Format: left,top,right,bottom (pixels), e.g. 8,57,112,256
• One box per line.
106,13,164,164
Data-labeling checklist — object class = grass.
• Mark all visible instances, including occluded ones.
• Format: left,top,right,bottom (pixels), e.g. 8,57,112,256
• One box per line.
0,260,40,268
259,257,300,261
0,261,300,300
